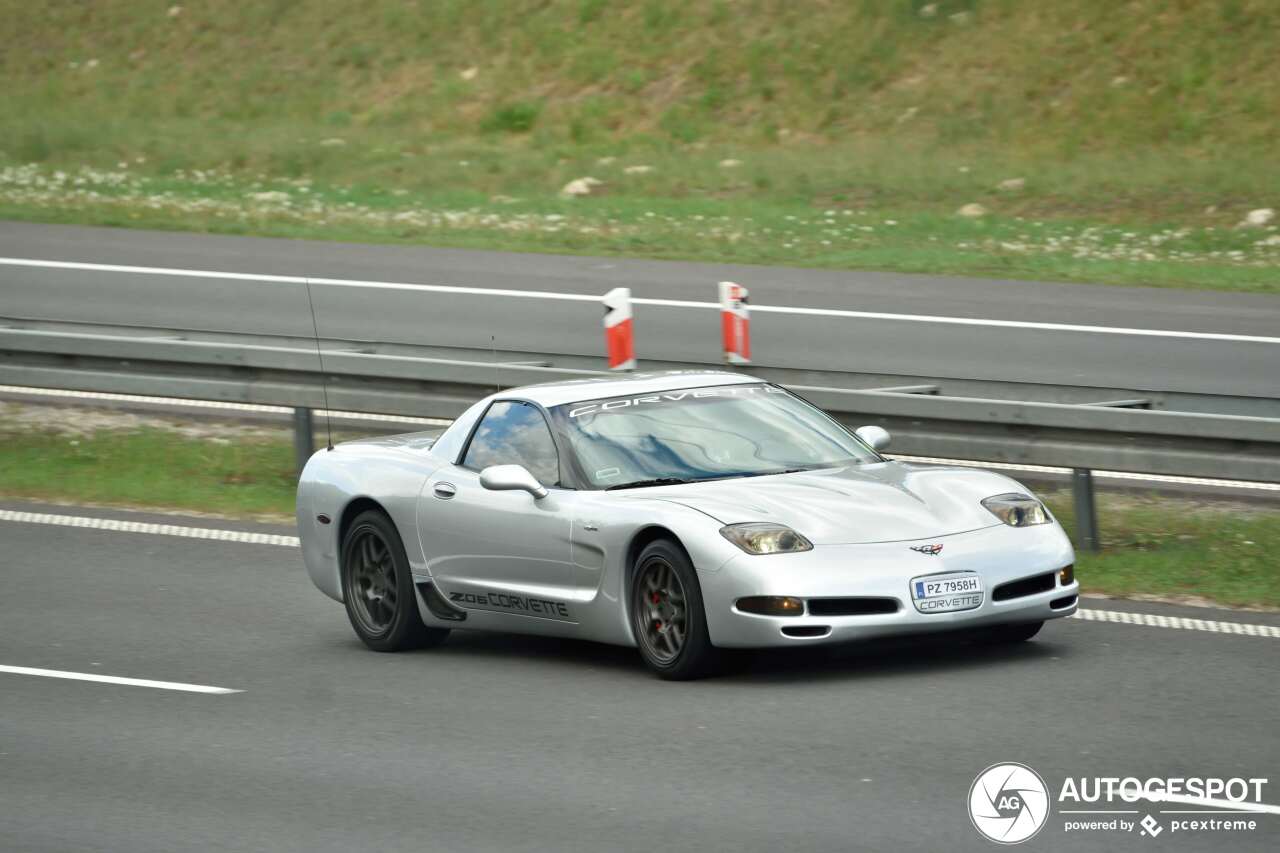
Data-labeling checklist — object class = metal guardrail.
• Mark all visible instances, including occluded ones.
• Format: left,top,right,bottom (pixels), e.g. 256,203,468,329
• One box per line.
3,322,1279,552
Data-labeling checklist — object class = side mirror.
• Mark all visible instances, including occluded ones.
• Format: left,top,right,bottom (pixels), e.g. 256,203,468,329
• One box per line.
479,464,549,499
855,425,891,452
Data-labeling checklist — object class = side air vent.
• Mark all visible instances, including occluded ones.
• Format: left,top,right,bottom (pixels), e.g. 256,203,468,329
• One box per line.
416,582,467,621
807,597,900,616
993,572,1056,602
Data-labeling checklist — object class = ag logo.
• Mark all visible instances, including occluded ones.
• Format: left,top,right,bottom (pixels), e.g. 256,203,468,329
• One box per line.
969,762,1050,844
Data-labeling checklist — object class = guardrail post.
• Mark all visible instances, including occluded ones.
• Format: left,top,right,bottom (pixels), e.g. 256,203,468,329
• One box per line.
1071,468,1100,553
293,407,315,476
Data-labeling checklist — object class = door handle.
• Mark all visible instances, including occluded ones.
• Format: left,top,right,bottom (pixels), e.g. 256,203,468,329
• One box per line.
432,482,457,499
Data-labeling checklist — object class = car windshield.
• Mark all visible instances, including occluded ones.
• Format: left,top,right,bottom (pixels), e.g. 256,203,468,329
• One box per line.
548,383,880,490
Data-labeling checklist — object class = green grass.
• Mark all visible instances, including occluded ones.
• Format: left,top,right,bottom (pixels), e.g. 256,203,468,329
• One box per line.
2,423,1276,609
1045,492,1280,611
0,427,298,519
1,1,1277,290
2,163,1275,292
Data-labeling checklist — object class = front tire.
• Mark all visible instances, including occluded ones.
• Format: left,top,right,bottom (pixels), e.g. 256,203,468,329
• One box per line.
340,510,449,652
629,539,720,680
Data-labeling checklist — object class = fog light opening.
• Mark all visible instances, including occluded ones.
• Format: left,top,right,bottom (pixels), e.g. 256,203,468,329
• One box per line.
736,596,805,617
781,625,831,638
1059,564,1075,586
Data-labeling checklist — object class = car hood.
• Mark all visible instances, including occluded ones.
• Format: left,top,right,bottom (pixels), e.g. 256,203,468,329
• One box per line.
634,462,1020,544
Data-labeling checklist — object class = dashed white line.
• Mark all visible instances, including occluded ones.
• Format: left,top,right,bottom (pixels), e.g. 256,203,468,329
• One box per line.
2,508,1277,640
0,664,240,694
5,256,1278,344
1071,607,1280,638
0,509,300,547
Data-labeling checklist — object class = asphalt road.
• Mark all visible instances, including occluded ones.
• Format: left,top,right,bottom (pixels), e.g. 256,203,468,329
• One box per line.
2,221,1278,398
2,502,1277,852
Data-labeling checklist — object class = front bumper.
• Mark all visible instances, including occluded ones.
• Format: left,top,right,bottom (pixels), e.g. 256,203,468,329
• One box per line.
699,523,1077,648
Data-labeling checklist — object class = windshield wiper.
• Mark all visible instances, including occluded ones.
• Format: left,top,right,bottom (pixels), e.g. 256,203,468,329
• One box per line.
733,467,808,478
606,469,810,490
606,477,698,490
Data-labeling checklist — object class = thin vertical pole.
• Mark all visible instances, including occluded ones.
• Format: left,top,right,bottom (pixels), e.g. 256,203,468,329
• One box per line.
1071,468,1100,553
293,407,315,477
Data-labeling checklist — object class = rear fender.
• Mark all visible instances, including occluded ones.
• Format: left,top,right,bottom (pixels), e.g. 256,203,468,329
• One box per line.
296,443,440,602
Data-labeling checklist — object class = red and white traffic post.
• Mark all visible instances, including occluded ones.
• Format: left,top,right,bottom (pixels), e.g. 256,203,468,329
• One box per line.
719,281,750,364
603,287,636,370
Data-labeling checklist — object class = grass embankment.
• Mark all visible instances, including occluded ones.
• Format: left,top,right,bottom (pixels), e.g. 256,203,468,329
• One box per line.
0,427,300,520
2,419,1276,609
3,1,1278,291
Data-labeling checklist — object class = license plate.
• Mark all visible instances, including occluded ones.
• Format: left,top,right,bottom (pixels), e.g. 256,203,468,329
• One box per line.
911,572,984,613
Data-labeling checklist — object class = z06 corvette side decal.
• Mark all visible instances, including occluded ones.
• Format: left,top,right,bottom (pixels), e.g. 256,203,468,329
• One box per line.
448,590,572,620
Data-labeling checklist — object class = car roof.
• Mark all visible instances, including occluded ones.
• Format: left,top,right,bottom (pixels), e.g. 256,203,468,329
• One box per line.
506,370,761,408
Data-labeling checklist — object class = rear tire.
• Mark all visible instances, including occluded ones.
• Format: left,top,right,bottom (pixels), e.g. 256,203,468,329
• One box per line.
629,539,721,680
980,620,1044,644
340,510,449,652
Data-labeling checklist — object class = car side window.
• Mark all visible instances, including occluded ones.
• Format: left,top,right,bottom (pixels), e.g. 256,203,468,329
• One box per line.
462,401,561,486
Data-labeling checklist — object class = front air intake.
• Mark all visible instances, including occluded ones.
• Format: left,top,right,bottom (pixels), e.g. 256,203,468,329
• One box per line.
807,597,900,616
993,572,1056,602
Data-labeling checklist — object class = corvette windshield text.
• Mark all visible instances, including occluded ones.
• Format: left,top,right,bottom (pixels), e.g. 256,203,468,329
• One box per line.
568,384,785,418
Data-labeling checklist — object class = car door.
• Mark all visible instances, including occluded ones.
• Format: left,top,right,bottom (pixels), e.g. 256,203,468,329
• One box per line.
417,399,578,620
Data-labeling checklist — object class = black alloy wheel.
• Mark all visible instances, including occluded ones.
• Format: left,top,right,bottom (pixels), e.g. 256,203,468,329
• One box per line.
630,539,720,680
340,510,449,652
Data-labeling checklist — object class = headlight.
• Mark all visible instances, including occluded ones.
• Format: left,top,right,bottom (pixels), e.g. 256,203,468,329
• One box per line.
720,522,813,555
981,493,1049,527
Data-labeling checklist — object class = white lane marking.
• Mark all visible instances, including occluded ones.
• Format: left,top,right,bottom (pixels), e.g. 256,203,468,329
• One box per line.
4,257,1277,344
2,387,1274,492
1071,608,1280,638
3,509,1279,640
889,454,1280,492
1146,793,1280,815
747,303,1280,344
0,385,449,426
0,664,240,694
0,509,300,547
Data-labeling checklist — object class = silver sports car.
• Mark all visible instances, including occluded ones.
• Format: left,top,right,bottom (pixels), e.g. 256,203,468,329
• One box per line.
298,371,1078,679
